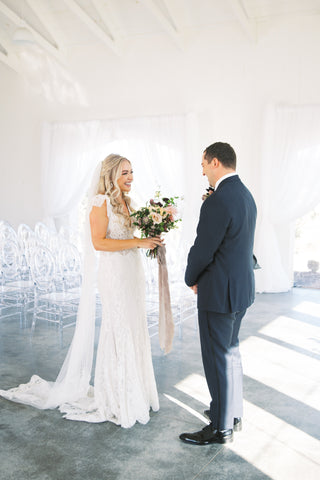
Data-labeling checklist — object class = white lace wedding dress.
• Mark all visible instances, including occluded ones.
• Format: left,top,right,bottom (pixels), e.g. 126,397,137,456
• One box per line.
0,194,159,428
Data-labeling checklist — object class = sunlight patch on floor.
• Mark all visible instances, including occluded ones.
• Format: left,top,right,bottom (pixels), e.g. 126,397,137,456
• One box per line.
163,393,209,424
170,316,320,480
169,373,320,480
174,373,211,406
241,336,320,409
229,400,320,480
292,301,320,319
259,315,320,354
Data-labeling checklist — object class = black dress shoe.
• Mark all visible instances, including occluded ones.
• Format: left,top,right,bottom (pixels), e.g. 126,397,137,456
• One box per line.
179,424,233,445
233,417,242,432
203,410,242,432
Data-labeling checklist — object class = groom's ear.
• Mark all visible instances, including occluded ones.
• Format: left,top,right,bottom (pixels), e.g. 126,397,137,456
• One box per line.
211,157,219,168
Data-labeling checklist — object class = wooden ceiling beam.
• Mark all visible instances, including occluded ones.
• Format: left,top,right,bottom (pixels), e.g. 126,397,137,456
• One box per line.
140,0,185,50
63,0,121,55
0,0,65,62
91,0,123,44
0,30,20,73
25,0,67,53
0,48,20,73
226,0,256,42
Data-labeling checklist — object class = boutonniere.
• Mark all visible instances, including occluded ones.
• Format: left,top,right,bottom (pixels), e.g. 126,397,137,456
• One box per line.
202,186,215,201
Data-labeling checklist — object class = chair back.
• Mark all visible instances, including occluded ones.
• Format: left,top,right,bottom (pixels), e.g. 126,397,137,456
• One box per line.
0,221,18,246
35,222,55,245
58,243,82,289
0,240,21,281
29,246,56,292
17,223,34,243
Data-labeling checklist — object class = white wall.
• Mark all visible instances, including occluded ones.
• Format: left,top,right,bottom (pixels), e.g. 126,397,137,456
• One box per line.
0,63,46,228
1,14,320,281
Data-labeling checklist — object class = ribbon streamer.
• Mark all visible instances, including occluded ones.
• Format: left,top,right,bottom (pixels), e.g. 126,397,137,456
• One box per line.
157,245,174,354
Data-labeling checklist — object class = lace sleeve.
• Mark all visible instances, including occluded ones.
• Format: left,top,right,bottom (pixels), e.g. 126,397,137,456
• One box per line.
91,194,108,208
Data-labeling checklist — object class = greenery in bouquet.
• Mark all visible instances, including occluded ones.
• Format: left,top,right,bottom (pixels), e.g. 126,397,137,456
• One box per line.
131,191,181,258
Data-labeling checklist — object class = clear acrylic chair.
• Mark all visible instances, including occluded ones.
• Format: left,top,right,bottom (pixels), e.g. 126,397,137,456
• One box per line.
29,246,79,342
0,237,34,323
17,223,38,280
0,220,18,244
57,242,82,293
0,221,17,285
17,223,35,247
34,221,56,246
142,245,197,340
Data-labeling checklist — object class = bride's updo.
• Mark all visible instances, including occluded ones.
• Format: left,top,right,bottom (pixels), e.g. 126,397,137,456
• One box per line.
97,153,133,226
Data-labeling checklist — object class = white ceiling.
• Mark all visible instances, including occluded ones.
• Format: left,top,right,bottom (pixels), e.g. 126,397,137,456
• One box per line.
1,0,320,74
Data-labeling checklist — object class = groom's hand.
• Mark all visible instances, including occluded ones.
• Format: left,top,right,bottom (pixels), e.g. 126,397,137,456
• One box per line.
190,285,198,294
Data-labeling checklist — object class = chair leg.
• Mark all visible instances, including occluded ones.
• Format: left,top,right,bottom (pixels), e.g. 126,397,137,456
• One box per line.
21,292,29,329
58,307,64,347
31,295,38,335
178,304,182,339
31,311,36,337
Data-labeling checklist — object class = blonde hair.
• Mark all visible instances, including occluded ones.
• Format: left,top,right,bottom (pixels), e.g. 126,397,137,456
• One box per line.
97,153,133,227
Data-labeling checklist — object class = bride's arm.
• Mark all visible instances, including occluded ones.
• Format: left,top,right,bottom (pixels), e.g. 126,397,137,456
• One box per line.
89,200,162,252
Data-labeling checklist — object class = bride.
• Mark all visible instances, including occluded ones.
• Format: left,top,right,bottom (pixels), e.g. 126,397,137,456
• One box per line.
0,154,163,428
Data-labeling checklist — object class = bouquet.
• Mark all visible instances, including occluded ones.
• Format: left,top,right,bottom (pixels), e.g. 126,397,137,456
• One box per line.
131,192,180,258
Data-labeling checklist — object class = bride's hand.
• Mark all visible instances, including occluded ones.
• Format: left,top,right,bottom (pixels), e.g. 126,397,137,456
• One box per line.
137,236,164,250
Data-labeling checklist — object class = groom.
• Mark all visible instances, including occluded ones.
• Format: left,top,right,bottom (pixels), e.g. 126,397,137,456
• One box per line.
180,142,257,445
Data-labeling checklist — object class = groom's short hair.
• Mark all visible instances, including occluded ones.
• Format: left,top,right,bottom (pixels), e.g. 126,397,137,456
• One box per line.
204,142,236,169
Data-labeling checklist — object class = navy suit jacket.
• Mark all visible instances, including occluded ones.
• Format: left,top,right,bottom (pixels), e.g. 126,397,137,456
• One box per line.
185,175,257,313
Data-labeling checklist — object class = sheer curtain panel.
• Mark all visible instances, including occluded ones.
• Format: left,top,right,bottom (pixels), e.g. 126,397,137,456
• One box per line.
255,104,320,292
41,114,198,277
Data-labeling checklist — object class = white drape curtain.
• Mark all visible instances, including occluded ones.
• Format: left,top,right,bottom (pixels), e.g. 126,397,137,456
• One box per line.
41,121,109,227
255,104,320,292
41,113,199,278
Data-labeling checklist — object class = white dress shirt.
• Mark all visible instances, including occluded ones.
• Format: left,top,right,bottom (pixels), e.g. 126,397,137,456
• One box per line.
214,172,237,191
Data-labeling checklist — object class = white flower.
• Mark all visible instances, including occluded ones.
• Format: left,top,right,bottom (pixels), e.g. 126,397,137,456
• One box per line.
150,211,162,224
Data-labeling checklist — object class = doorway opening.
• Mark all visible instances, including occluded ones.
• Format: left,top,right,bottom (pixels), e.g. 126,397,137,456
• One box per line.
294,203,320,289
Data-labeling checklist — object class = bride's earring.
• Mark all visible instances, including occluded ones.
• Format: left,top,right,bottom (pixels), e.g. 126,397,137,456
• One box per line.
110,182,113,188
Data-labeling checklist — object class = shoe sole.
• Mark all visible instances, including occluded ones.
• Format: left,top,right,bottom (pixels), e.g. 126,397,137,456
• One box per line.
179,435,234,445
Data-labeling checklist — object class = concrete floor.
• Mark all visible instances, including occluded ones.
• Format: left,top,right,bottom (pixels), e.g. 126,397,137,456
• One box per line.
0,288,320,480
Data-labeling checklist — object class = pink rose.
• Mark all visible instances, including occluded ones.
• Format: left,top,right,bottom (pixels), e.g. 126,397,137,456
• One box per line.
164,205,178,220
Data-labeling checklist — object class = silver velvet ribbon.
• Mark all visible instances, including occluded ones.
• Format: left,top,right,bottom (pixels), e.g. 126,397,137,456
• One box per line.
157,245,174,354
